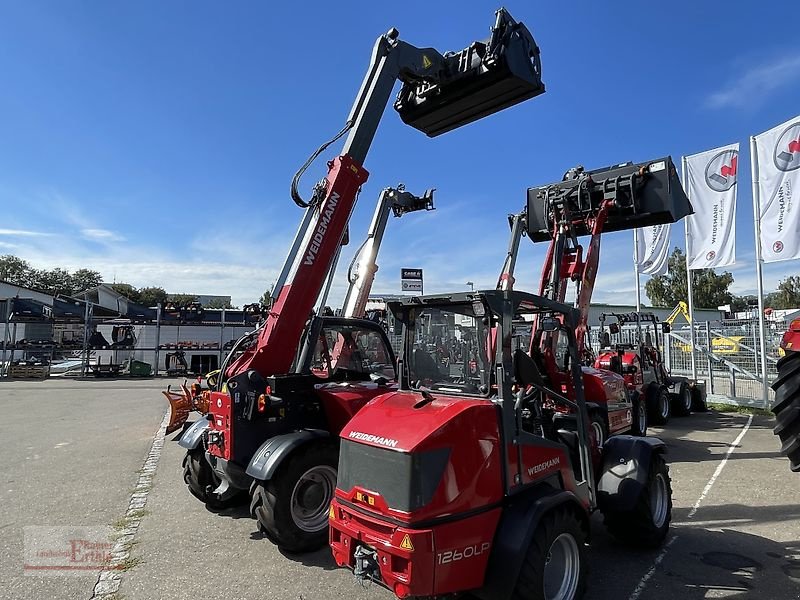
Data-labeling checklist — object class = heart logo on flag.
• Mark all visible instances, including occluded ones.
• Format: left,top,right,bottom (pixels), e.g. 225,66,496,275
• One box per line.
774,122,800,172
704,149,739,192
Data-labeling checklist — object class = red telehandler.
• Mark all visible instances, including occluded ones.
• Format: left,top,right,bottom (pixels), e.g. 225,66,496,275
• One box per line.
772,318,800,470
177,8,545,552
329,156,692,600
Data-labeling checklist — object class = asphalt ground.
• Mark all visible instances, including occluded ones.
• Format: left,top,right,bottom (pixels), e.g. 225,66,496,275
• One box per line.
2,379,799,600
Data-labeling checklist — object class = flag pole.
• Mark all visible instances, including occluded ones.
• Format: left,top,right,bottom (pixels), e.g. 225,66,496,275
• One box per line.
682,156,698,381
750,135,770,408
633,229,642,311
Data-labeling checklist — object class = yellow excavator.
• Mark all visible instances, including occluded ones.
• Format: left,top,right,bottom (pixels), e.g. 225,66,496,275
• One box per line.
668,301,745,354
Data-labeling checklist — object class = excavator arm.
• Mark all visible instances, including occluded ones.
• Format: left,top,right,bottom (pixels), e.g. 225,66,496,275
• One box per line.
226,8,544,380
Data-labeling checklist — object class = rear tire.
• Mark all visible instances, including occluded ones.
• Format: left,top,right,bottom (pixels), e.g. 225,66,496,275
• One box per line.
648,387,671,426
512,509,587,600
772,352,800,472
672,382,692,417
182,448,242,510
250,441,338,553
601,453,672,548
691,385,708,412
630,393,648,437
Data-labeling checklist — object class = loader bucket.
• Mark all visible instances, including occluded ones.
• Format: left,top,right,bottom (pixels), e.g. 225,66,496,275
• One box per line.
395,9,544,137
526,156,693,242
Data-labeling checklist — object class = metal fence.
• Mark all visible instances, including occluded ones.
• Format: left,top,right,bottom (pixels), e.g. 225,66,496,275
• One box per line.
589,316,788,409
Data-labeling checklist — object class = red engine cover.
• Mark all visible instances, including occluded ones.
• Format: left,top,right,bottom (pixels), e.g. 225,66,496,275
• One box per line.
315,382,397,434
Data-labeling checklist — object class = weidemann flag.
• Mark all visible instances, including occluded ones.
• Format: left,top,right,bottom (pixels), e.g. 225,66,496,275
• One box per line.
754,116,800,263
684,143,739,269
634,224,671,276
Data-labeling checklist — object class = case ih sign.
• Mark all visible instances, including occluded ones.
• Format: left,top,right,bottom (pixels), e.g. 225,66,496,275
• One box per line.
401,268,423,292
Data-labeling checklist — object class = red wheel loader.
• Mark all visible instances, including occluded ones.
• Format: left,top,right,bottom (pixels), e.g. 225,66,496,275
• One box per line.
175,8,546,552
329,157,692,600
595,311,707,427
772,318,800,470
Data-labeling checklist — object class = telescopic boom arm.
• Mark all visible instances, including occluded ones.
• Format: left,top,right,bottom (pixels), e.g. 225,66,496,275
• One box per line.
227,8,544,378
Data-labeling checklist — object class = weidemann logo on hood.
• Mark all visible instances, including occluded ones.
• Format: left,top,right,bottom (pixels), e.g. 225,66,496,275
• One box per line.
348,430,399,448
304,192,340,266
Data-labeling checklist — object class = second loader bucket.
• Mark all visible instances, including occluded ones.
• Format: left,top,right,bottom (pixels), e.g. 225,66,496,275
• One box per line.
526,156,693,242
395,9,544,137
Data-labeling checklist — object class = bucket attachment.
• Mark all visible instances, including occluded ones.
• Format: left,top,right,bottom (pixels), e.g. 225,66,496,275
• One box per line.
526,156,692,242
395,9,544,137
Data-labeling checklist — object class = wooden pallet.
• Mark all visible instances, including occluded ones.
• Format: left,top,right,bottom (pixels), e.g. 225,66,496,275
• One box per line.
8,365,50,379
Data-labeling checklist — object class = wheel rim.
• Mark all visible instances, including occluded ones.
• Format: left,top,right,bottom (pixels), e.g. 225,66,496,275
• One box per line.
591,420,605,448
637,402,647,433
290,465,337,532
543,532,581,600
660,394,669,419
683,388,692,411
650,473,669,529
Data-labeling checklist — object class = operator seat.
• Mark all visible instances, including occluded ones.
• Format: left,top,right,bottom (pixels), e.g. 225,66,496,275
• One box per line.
412,347,440,381
601,331,611,349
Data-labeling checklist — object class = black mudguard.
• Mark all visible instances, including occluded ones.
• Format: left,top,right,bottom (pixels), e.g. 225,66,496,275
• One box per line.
473,486,589,600
597,435,666,513
178,418,210,450
245,429,330,481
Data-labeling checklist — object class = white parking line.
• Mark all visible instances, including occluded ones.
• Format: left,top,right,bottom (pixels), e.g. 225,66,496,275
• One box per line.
90,410,169,599
627,414,754,600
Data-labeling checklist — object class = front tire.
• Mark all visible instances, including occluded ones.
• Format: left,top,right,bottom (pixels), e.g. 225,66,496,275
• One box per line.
182,448,242,510
648,387,671,426
601,453,672,548
589,411,608,450
512,509,587,600
250,442,338,553
772,352,800,471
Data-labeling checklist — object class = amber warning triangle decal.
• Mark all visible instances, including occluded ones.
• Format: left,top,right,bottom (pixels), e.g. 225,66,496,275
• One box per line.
400,534,414,551
422,55,432,69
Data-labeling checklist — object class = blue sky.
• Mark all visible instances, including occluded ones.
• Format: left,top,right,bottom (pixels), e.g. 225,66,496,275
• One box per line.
1,1,798,308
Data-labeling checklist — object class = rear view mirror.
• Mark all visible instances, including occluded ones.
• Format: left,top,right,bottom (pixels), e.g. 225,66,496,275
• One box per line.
661,323,671,334
609,323,620,335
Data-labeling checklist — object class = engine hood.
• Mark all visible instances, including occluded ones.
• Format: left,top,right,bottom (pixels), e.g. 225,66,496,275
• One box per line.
340,390,493,453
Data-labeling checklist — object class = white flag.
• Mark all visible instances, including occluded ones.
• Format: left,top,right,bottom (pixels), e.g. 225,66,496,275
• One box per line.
634,224,671,276
754,116,800,263
684,143,739,270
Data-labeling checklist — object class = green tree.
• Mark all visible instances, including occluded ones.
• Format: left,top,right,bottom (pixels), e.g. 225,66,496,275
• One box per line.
110,283,141,303
766,276,800,309
32,268,74,296
70,268,102,295
730,294,758,313
206,298,237,309
169,294,198,306
0,255,33,286
138,286,168,307
259,287,273,309
645,247,735,309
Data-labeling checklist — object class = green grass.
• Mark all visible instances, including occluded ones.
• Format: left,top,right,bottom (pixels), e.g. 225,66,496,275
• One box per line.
708,402,773,417
111,509,149,530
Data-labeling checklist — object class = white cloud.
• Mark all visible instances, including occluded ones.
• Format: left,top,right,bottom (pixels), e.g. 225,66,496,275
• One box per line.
81,228,126,242
706,55,800,110
0,228,54,237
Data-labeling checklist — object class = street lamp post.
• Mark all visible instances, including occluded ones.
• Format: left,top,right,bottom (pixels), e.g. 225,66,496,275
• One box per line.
466,281,474,291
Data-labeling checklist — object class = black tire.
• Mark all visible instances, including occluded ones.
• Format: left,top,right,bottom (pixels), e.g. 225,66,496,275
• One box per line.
691,385,708,412
647,387,671,426
250,441,338,553
589,411,608,450
512,509,587,600
772,352,800,471
630,393,648,437
672,382,692,417
602,453,672,548
182,448,243,510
